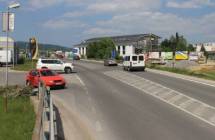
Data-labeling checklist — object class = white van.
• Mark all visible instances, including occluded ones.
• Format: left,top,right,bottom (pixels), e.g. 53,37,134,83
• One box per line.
123,54,145,71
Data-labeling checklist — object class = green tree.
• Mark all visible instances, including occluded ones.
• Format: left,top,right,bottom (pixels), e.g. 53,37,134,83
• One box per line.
160,39,172,52
200,45,208,63
187,44,195,52
160,33,189,52
86,38,115,59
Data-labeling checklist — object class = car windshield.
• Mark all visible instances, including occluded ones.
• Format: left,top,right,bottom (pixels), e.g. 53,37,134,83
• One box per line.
40,70,57,76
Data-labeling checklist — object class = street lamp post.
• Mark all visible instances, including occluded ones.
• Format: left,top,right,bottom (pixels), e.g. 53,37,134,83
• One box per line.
3,2,20,112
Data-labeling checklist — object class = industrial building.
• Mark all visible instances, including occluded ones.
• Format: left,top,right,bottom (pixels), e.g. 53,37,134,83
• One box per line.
0,37,19,65
195,42,215,60
74,34,161,57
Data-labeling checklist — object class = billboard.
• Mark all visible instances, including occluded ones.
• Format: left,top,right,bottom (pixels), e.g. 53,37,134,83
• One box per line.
161,52,173,60
175,51,188,60
148,52,160,59
189,52,198,61
2,13,15,32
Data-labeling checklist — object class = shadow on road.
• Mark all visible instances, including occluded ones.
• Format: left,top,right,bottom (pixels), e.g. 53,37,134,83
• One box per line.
54,105,65,140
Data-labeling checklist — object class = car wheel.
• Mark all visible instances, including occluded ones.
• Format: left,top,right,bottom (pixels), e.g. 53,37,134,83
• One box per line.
62,85,65,89
65,68,72,74
128,67,131,71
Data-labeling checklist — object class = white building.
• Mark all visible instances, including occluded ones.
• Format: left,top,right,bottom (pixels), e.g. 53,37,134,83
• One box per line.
195,42,215,60
74,34,161,58
0,37,14,50
195,42,215,52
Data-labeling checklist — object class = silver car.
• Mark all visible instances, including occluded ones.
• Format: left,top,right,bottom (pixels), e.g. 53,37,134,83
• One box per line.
104,59,118,66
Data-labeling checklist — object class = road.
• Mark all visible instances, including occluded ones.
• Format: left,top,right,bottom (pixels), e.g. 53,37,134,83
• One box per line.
0,68,26,86
52,61,215,140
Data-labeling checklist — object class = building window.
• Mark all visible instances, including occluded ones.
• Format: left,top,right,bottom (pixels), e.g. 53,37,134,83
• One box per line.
117,46,120,54
123,46,126,55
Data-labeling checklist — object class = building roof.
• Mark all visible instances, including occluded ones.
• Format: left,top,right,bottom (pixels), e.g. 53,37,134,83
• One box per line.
74,34,161,47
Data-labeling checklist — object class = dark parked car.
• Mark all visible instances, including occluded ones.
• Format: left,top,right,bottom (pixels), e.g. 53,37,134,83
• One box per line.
104,59,118,66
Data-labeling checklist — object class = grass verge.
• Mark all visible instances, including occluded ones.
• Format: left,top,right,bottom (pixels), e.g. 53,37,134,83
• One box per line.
12,60,37,71
0,87,35,140
0,97,35,140
147,64,215,81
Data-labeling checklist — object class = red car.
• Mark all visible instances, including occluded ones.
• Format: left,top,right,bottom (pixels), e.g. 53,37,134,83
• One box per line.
26,69,66,88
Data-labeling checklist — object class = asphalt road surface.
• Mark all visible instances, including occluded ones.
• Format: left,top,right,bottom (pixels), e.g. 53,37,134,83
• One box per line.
0,68,26,86
52,61,215,140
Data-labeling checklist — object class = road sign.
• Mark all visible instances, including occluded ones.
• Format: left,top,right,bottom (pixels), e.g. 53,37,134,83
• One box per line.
111,50,116,58
2,12,15,32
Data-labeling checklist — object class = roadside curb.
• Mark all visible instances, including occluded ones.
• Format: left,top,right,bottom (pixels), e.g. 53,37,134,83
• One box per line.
80,59,103,63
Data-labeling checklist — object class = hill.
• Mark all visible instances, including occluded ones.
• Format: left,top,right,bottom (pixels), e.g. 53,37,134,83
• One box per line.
15,41,71,52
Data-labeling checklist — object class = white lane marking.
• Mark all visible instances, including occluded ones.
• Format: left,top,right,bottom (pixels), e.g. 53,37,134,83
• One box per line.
104,71,215,127
148,69,215,88
75,74,86,87
168,94,183,103
210,115,215,123
179,99,194,108
194,105,207,116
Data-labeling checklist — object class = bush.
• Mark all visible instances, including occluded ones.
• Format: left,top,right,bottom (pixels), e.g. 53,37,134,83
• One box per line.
115,55,124,63
0,86,32,98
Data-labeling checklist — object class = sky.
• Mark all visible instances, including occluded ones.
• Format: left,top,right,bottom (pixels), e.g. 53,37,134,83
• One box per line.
0,0,215,47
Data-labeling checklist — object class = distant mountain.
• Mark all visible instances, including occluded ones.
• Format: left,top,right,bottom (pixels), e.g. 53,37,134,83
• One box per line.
15,41,71,52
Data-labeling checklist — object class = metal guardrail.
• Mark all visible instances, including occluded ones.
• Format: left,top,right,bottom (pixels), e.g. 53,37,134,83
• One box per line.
32,82,56,140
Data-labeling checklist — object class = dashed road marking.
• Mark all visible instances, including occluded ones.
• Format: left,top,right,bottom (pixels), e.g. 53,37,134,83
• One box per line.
75,74,86,87
104,70,215,127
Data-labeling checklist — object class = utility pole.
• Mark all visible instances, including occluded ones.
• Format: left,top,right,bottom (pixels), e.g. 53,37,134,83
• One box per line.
2,2,20,112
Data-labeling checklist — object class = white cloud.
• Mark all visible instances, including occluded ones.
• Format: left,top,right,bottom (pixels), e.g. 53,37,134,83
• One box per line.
83,27,122,37
29,0,215,43
166,0,215,9
28,0,91,9
88,11,215,42
42,19,87,29
28,0,62,9
63,11,89,18
27,0,161,11
87,0,161,13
